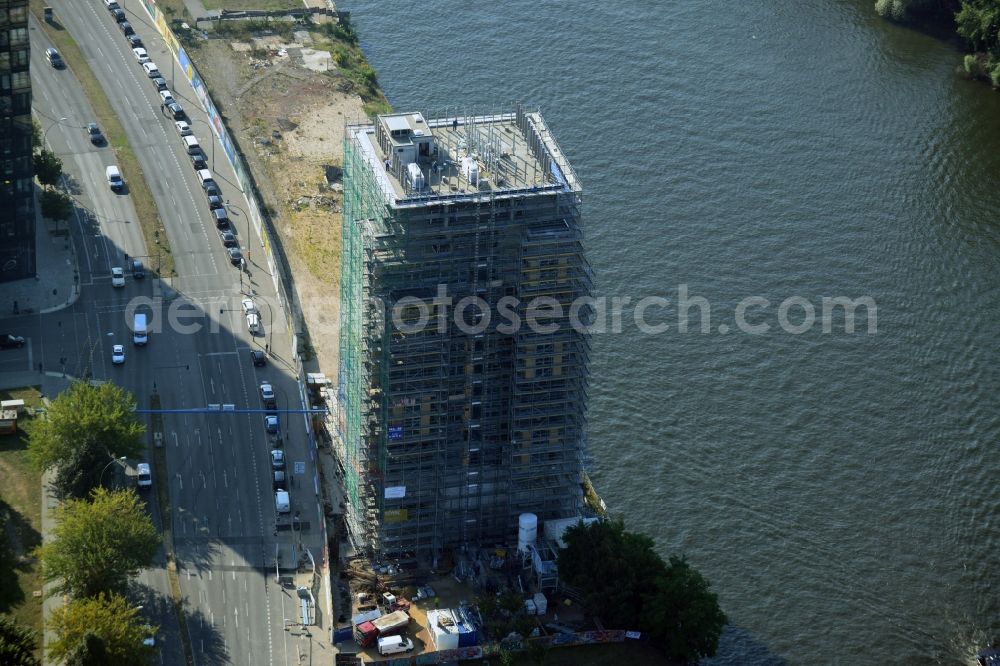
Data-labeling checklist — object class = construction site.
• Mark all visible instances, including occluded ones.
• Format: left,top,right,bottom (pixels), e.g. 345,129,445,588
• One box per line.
332,106,594,567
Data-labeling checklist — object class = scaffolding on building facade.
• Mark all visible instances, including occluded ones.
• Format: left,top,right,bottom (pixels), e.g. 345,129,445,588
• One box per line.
337,105,592,564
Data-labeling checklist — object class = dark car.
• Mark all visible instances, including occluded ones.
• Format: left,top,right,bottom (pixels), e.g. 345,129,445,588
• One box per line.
119,21,134,36
152,77,167,92
250,349,267,367
127,34,142,48
190,152,207,171
272,470,285,490
0,334,26,349
207,194,224,210
219,230,236,247
212,208,230,228
204,182,220,197
87,122,104,145
111,7,126,22
167,102,184,120
132,260,145,279
105,0,120,11
227,247,242,265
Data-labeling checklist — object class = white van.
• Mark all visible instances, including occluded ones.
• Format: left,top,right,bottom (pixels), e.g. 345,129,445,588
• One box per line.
136,463,152,488
133,312,148,345
196,169,214,188
182,135,200,154
377,635,413,656
142,62,160,78
106,165,124,191
246,312,261,336
275,490,290,514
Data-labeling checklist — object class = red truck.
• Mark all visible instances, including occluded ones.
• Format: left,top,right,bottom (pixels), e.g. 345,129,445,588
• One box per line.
354,609,410,648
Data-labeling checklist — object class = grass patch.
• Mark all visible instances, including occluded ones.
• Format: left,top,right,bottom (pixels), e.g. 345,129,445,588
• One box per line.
30,1,176,278
202,0,302,10
0,387,45,661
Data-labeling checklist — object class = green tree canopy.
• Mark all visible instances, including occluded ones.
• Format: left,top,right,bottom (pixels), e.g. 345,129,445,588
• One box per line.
557,519,726,661
37,488,158,598
40,190,73,222
27,382,144,474
65,632,109,666
33,148,63,190
956,0,1000,51
48,594,154,666
51,433,121,500
0,615,40,666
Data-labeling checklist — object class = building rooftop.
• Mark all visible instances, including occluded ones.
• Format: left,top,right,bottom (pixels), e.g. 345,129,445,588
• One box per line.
346,107,581,207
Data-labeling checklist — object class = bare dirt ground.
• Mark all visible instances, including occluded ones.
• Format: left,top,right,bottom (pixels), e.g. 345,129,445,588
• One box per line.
192,35,366,374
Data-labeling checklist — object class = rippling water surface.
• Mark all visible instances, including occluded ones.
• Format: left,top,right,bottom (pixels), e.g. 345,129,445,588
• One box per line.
344,0,1000,661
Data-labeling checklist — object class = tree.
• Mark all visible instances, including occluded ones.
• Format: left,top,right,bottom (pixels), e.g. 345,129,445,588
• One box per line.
40,190,73,222
65,632,108,666
0,615,40,666
643,557,727,662
31,119,42,152
51,433,120,500
37,488,158,598
557,519,727,662
27,382,145,475
34,148,63,190
956,0,1000,52
47,594,154,666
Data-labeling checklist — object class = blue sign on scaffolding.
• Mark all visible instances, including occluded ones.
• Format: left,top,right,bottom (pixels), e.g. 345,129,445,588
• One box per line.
388,426,403,441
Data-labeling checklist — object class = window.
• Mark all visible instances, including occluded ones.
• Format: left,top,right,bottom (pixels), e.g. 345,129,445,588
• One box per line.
12,49,28,69
10,7,27,22
8,28,27,47
11,72,27,90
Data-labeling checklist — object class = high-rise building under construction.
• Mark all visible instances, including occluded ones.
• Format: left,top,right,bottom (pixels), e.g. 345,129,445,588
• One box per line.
337,106,591,563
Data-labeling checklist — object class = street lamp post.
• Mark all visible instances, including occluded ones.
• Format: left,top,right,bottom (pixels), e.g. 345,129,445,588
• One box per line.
100,456,127,487
224,200,251,264
43,116,68,145
191,118,215,171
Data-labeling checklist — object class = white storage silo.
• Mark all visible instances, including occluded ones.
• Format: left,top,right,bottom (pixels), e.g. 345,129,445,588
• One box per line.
518,513,538,553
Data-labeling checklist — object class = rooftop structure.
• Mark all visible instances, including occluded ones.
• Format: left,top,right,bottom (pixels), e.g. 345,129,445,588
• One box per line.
336,105,592,564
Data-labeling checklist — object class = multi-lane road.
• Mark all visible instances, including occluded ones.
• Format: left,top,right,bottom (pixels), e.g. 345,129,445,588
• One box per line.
0,3,329,664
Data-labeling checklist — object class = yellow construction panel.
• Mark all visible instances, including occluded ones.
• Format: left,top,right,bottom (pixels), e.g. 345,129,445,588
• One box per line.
384,509,409,523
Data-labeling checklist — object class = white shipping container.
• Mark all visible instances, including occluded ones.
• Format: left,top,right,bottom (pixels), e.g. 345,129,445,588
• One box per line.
524,599,537,616
533,592,547,615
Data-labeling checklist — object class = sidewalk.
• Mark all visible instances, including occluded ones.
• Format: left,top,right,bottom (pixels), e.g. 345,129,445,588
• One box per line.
2,192,79,318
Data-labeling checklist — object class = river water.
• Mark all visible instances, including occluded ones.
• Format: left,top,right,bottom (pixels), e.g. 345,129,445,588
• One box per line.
343,0,1000,662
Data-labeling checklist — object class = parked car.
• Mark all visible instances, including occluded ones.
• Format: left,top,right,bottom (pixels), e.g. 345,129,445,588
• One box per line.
158,90,175,105
212,208,230,227
250,349,267,367
241,298,257,315
272,470,285,490
45,47,64,68
142,62,160,78
152,76,167,92
111,7,126,22
175,120,192,136
270,449,285,470
103,0,119,8
127,34,142,48
190,152,207,171
166,102,184,120
220,230,236,247
265,415,279,435
136,463,152,488
87,122,104,145
119,21,134,36
207,194,224,210
0,334,25,349
132,47,149,64
227,247,242,265
112,344,125,364
259,381,276,408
